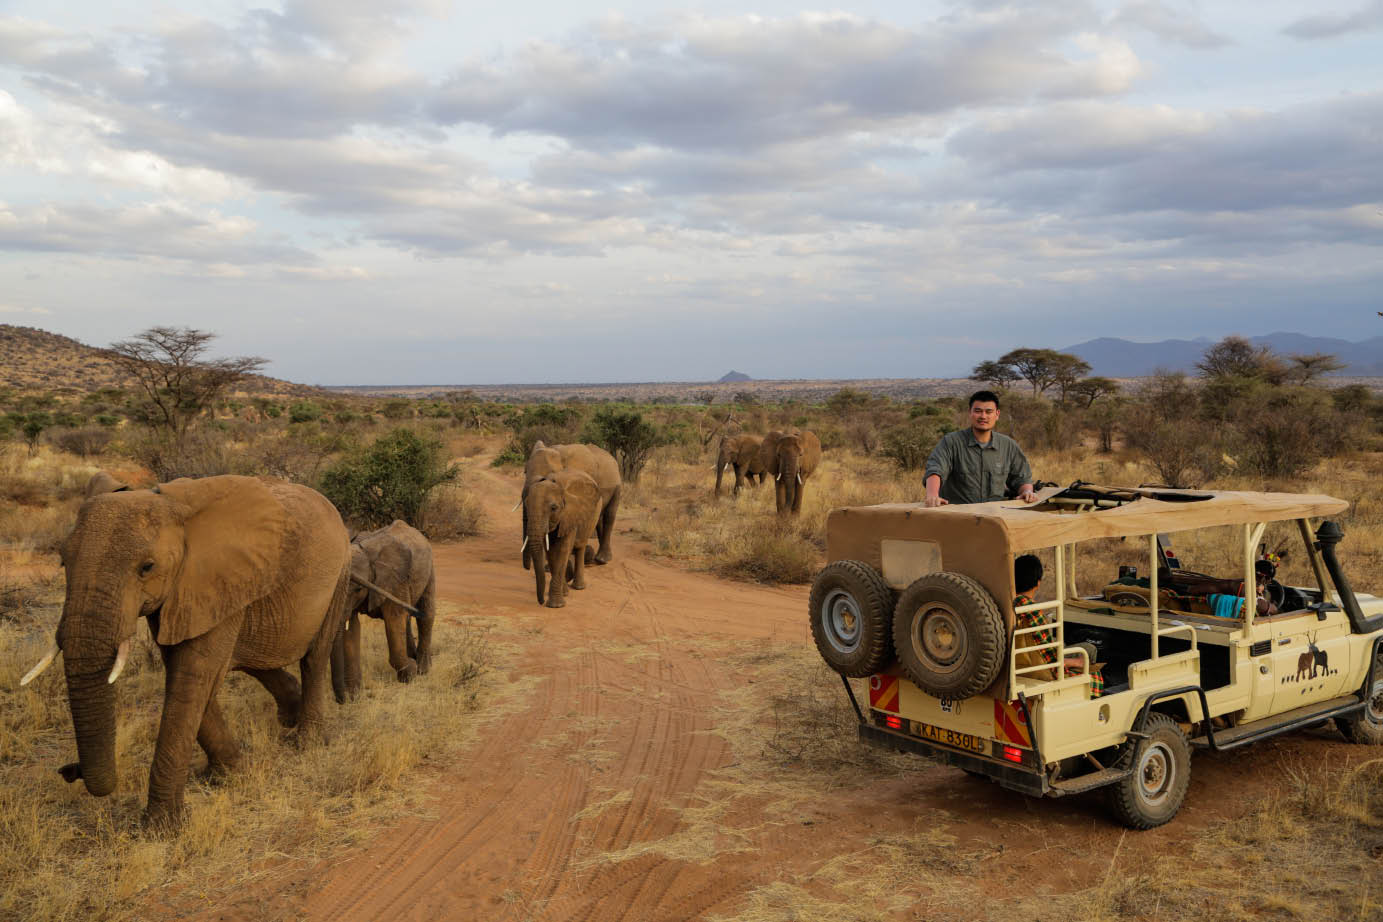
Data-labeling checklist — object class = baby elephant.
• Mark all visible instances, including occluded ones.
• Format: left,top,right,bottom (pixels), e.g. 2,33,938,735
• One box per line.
333,520,436,700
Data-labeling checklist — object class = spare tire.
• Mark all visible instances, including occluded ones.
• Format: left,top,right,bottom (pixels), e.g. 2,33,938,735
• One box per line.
808,560,895,677
892,572,1005,699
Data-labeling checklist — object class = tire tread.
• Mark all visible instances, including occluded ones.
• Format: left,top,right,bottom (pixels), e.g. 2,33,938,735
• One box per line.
808,560,896,677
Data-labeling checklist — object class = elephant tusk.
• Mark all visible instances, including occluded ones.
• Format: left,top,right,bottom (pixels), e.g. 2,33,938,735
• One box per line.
20,643,59,686
512,498,523,512
107,638,131,685
797,473,803,485
776,472,782,481
521,536,529,553
545,534,550,551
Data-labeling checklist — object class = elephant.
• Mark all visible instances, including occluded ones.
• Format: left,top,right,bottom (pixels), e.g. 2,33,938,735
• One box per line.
332,520,436,700
22,474,351,830
714,434,765,497
520,441,621,568
759,429,822,515
524,470,602,608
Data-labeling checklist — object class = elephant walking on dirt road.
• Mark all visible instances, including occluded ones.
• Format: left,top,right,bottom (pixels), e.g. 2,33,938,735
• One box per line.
22,474,351,830
524,470,603,608
760,429,822,515
520,441,621,567
333,520,436,699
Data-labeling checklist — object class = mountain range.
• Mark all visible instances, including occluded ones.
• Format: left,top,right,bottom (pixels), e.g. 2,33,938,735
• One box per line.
1061,333,1383,377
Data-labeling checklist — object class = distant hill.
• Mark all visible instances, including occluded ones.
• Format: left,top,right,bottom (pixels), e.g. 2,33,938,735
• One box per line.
0,324,320,397
1063,332,1383,377
718,370,752,383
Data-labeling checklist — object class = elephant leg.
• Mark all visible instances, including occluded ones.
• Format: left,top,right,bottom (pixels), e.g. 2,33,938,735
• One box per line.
415,576,435,675
196,696,241,778
330,627,347,704
714,460,725,497
733,463,745,496
344,613,363,697
406,619,418,660
382,605,417,682
792,478,805,515
571,535,589,591
241,666,304,727
594,488,619,565
297,572,350,742
546,536,573,608
145,611,244,830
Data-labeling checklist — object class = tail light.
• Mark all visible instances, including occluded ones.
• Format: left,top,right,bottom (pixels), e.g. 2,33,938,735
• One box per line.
1001,745,1024,764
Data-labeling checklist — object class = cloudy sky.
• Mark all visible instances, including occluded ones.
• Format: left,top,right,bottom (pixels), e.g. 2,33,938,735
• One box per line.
1,1,1379,385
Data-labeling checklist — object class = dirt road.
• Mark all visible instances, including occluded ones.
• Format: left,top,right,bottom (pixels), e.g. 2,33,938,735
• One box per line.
198,463,1368,922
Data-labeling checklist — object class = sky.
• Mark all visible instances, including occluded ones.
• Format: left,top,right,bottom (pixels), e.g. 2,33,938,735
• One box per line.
0,1,1380,385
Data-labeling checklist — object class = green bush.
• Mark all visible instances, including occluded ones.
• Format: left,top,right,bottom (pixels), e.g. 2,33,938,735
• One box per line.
319,428,458,528
289,401,324,423
881,424,939,471
582,408,664,483
380,399,414,420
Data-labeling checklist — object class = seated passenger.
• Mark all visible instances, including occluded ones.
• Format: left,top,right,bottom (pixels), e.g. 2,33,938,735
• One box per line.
1014,555,1105,697
1205,560,1278,618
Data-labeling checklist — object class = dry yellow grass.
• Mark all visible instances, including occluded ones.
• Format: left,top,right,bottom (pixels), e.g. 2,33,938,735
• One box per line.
0,588,513,922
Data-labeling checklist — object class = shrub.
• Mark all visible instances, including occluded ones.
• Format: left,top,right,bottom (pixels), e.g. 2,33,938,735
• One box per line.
128,430,236,481
880,424,936,471
380,399,414,420
319,428,458,529
288,401,324,424
48,427,113,457
583,409,664,483
417,484,486,541
712,519,818,584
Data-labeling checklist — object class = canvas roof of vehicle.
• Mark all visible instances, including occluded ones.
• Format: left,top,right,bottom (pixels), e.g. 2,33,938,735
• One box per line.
826,484,1350,556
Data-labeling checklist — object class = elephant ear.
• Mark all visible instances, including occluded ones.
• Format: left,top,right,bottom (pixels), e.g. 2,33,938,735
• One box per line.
156,476,287,645
368,536,413,609
558,474,601,537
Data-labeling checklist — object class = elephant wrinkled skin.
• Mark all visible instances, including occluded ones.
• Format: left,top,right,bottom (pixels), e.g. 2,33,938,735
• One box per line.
42,475,350,830
524,470,602,608
334,520,436,699
760,429,822,515
714,434,765,497
520,441,621,568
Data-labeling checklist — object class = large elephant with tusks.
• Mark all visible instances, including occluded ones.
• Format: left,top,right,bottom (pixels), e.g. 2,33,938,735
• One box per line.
759,429,822,516
22,475,351,830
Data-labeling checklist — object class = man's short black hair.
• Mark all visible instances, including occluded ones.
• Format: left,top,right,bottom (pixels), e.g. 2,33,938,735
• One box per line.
969,390,1001,410
1015,554,1043,594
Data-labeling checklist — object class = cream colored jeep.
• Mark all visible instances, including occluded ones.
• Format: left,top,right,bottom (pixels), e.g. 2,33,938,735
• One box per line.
810,483,1383,828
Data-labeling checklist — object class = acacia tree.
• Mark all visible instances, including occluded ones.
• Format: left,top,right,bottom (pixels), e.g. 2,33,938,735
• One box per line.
109,327,266,445
1050,354,1093,403
1194,336,1288,384
1068,376,1120,409
969,359,1019,390
1288,352,1345,384
996,348,1069,396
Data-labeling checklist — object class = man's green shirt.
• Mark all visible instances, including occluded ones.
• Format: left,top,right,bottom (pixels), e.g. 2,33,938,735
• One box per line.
924,429,1031,505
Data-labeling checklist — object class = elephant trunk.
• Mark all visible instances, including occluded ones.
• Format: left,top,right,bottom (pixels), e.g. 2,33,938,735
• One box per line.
528,511,552,603
781,456,801,511
63,651,119,797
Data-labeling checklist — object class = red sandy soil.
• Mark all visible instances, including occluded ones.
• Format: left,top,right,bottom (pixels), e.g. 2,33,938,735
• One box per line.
184,463,1367,922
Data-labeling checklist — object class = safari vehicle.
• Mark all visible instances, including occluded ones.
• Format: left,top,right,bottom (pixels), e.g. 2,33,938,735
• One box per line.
809,483,1383,828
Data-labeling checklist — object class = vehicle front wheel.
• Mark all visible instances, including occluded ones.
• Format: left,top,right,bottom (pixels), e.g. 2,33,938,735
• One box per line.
1106,713,1191,830
1338,653,1383,744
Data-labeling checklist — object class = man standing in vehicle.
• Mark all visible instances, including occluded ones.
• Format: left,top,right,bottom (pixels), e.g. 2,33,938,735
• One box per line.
923,390,1036,507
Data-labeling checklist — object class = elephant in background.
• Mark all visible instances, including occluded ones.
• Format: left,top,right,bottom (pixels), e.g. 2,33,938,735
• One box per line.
760,429,822,515
714,434,765,497
23,475,350,829
520,441,621,568
524,470,602,608
332,520,435,701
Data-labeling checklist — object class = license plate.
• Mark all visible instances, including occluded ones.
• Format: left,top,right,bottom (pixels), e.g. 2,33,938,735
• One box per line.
912,720,987,753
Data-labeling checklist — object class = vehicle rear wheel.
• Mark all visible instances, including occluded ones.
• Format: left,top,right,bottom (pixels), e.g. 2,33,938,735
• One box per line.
1338,653,1383,744
1107,713,1191,829
891,571,1005,699
808,560,895,677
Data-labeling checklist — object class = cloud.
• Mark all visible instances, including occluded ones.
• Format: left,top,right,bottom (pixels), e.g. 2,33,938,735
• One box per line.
429,10,1138,152
1110,1,1232,48
1283,1,1383,39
